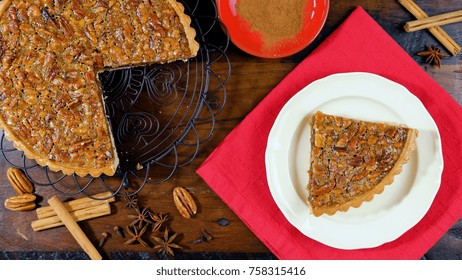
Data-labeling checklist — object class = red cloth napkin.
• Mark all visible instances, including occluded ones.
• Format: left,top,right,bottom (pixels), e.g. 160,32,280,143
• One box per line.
197,6,462,259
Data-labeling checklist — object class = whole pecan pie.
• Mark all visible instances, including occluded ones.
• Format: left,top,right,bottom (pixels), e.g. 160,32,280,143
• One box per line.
0,0,199,177
307,111,418,216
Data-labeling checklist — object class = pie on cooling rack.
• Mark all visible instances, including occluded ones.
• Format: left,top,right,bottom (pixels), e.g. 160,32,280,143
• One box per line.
307,111,418,217
0,0,199,177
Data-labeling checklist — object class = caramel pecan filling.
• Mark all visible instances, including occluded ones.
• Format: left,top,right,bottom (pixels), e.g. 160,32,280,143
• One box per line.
307,111,409,210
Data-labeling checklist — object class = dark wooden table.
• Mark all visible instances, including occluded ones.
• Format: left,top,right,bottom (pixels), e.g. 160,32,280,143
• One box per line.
1,0,461,260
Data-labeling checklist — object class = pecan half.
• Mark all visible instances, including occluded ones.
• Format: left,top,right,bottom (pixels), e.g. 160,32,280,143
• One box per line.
7,167,34,195
69,139,93,153
4,193,36,211
173,187,197,219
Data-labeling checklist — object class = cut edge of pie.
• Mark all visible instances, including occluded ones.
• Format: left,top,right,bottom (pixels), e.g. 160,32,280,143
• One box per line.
306,111,418,217
0,0,200,177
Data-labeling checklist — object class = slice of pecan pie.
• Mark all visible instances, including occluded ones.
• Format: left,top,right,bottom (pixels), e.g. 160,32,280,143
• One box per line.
0,0,199,177
307,111,418,216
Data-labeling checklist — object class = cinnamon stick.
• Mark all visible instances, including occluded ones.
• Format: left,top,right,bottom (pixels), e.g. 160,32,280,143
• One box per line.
47,196,102,260
31,202,111,231
398,0,461,56
36,191,115,219
405,9,462,32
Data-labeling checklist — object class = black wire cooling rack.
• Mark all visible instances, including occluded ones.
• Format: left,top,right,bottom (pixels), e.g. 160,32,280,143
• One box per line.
0,0,230,200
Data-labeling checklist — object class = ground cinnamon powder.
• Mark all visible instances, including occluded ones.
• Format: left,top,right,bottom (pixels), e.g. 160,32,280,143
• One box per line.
236,0,306,48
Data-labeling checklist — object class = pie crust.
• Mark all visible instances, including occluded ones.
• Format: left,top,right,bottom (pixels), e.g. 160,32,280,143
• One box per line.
0,0,199,177
307,111,418,217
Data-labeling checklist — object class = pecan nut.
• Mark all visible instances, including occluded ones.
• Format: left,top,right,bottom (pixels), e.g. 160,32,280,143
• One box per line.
7,167,34,195
4,193,37,211
173,187,197,219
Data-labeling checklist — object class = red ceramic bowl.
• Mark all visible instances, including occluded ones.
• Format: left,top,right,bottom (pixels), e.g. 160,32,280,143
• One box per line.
216,0,329,58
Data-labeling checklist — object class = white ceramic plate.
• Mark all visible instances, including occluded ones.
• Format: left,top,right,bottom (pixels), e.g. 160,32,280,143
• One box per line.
265,72,444,250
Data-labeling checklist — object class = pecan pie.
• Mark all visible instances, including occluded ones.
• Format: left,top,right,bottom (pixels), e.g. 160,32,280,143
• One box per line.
307,111,418,216
0,0,199,177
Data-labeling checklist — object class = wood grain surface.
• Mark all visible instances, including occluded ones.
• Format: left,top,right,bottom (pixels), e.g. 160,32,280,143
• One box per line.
0,0,461,260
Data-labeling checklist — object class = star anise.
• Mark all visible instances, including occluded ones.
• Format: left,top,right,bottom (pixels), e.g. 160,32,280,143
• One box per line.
128,207,153,229
149,212,169,232
124,224,149,247
122,191,138,209
152,227,182,256
417,45,449,68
